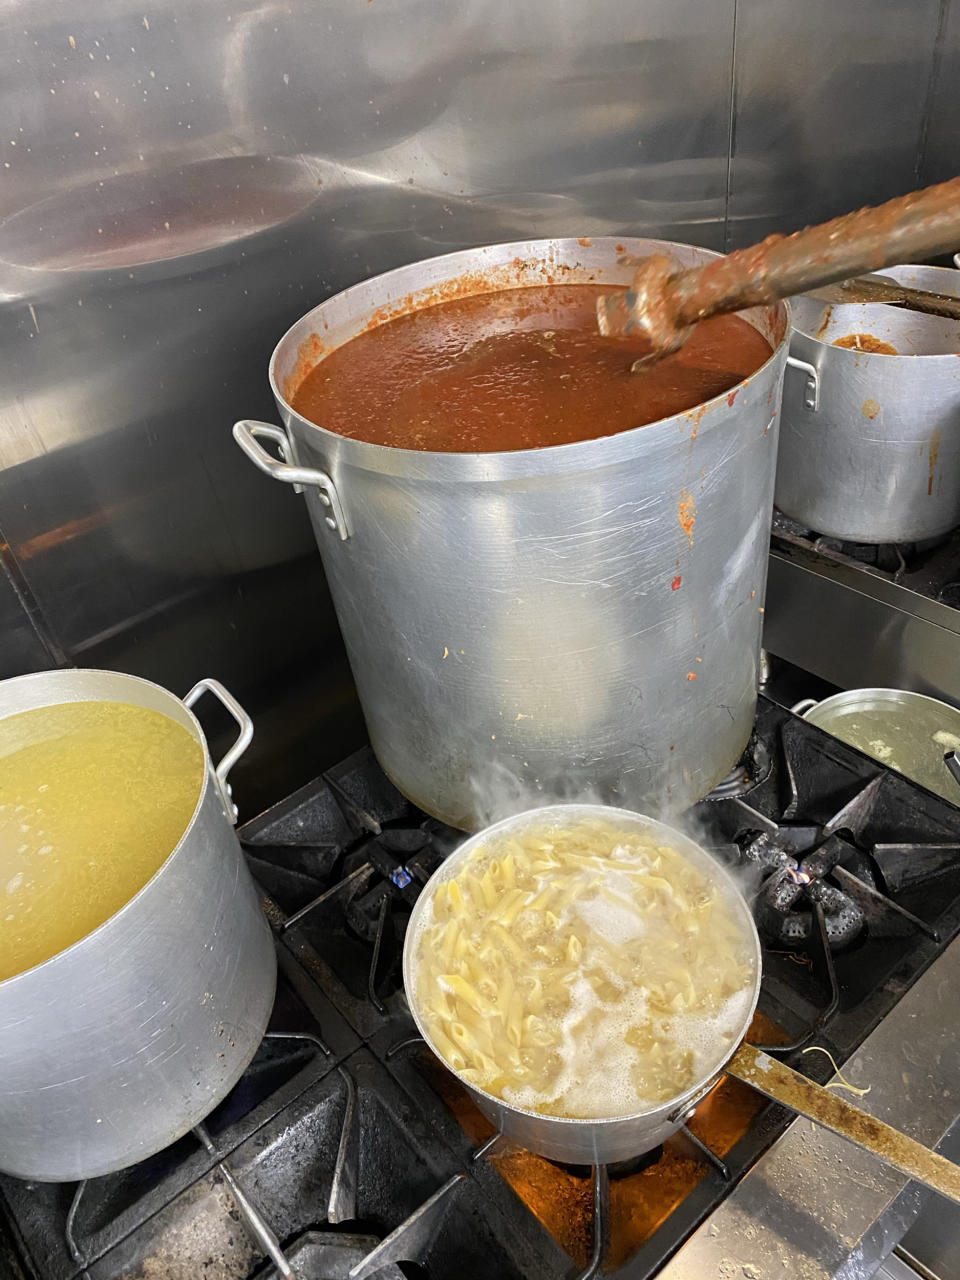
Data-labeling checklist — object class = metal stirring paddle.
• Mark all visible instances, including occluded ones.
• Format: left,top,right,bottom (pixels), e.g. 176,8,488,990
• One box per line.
596,176,960,363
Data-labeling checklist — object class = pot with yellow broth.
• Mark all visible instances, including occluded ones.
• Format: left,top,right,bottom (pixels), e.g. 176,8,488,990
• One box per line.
0,668,276,1183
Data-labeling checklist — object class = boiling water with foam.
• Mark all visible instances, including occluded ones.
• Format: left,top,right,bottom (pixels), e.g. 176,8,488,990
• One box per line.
411,817,757,1120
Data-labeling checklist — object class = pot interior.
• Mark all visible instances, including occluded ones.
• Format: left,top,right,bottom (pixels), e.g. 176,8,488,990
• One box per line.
791,263,960,355
0,667,200,739
0,668,209,987
403,803,762,1139
272,237,789,421
803,688,960,803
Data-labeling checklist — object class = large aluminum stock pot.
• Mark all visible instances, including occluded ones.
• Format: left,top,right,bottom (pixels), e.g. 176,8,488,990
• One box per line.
0,669,277,1182
402,804,761,1165
234,238,789,830
777,264,960,544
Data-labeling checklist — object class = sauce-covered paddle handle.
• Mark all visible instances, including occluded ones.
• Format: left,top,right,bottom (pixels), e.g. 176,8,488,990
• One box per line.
599,177,960,356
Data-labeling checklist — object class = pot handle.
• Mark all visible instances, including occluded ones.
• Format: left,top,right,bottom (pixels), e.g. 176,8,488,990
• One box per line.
728,1041,960,1204
232,420,349,541
184,678,254,824
790,697,819,717
785,355,821,412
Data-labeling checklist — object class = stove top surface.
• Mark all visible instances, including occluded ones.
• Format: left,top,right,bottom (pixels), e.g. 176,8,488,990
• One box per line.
772,509,960,604
4,696,960,1280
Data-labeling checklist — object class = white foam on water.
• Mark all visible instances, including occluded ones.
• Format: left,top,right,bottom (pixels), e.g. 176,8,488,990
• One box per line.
412,822,757,1120
573,893,646,945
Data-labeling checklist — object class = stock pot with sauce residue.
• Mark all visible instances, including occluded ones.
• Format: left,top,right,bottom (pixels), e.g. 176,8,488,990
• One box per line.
233,237,789,830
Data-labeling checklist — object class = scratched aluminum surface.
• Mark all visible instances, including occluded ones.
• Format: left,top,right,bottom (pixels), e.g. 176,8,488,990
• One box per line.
255,236,788,830
776,263,960,544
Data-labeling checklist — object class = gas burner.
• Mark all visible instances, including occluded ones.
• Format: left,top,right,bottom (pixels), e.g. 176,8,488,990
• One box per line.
539,1146,665,1183
710,730,960,956
265,1232,404,1280
771,507,960,600
733,777,949,952
771,509,947,573
755,855,864,949
813,536,910,575
739,828,864,949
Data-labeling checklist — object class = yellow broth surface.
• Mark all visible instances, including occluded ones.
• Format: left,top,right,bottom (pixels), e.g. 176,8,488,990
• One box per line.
0,700,203,981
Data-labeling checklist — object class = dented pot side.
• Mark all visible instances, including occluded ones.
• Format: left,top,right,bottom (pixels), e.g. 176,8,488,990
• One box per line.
258,238,789,829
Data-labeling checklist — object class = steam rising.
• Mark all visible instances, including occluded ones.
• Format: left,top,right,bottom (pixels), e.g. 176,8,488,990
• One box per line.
463,755,766,911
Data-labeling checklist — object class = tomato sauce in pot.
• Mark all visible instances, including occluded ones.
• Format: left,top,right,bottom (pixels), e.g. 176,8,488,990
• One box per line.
290,283,772,453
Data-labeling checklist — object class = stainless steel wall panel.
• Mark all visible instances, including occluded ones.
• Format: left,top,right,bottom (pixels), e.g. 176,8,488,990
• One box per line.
0,0,738,795
726,0,943,248
919,0,960,187
764,543,960,710
0,0,954,799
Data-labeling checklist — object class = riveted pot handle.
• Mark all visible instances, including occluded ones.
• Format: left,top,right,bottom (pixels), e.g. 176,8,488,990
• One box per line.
785,356,821,412
232,419,349,541
184,678,254,824
790,697,819,716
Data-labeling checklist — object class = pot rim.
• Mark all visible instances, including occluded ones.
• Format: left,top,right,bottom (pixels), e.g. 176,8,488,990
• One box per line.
790,262,960,359
0,667,216,991
267,235,790,472
402,801,762,1132
802,686,960,724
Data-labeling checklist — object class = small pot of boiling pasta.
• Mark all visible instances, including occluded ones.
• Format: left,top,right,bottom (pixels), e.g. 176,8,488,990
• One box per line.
402,803,761,1164
404,805,960,1201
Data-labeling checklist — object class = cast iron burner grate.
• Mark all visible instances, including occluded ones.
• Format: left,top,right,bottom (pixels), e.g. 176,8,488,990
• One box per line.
717,737,953,952
241,708,960,1275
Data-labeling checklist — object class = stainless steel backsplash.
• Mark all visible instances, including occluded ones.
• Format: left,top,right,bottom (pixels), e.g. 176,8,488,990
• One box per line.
0,0,955,803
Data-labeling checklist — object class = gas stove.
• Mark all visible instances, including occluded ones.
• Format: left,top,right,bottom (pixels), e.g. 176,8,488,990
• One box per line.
3,696,960,1280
